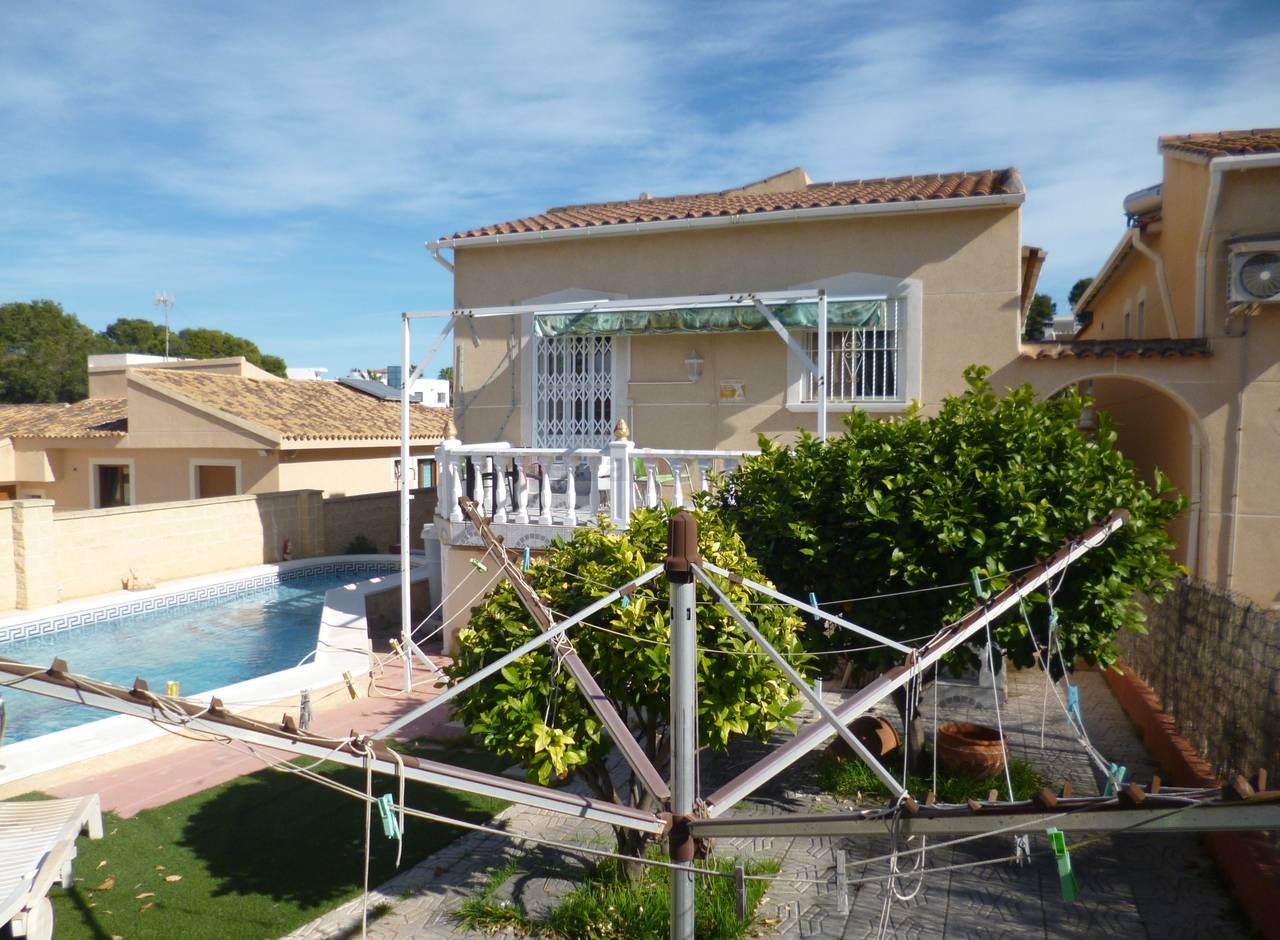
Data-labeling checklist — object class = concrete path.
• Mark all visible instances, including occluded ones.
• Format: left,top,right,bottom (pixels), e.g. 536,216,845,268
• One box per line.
281,666,1249,939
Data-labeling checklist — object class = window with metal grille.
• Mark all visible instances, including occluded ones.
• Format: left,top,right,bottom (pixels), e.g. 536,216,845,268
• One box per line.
534,334,615,448
801,301,901,402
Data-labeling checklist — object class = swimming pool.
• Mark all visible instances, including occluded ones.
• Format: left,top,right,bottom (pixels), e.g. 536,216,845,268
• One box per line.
0,566,395,743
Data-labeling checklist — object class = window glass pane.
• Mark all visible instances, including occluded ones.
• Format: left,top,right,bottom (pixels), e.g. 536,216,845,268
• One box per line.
801,302,901,403
97,465,130,507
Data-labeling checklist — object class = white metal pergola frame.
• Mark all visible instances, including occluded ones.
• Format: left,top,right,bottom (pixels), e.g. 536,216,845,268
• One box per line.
395,288,845,693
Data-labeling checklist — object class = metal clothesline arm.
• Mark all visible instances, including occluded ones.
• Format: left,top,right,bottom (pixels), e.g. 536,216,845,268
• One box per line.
461,500,672,803
691,565,906,799
0,659,665,834
372,562,666,742
701,510,1129,817
698,560,911,653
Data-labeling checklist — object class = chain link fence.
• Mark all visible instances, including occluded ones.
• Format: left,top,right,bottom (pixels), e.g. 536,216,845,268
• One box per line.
1117,577,1280,782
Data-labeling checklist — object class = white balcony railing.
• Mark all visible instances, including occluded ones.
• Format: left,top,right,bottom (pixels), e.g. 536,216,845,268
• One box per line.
432,432,753,534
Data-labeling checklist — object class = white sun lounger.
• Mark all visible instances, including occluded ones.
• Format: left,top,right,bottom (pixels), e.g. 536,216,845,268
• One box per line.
0,794,103,940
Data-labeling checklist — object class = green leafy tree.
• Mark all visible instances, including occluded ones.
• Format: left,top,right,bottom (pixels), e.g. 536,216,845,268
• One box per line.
175,327,287,377
102,317,171,356
721,366,1184,763
0,300,108,403
1070,277,1095,328
437,365,453,399
1022,292,1057,341
446,507,810,868
1068,277,1094,308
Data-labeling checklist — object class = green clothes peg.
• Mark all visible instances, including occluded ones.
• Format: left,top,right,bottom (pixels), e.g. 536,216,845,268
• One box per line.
1047,828,1079,901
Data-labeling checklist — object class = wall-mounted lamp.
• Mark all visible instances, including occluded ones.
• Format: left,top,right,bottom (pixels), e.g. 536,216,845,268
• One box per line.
684,350,704,383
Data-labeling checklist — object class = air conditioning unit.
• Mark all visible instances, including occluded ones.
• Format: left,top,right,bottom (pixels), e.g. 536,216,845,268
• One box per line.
1229,240,1280,304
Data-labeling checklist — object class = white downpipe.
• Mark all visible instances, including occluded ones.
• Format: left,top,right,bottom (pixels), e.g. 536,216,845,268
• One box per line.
1187,420,1202,579
427,242,454,273
1194,152,1280,338
1131,228,1178,338
399,314,413,692
817,290,828,442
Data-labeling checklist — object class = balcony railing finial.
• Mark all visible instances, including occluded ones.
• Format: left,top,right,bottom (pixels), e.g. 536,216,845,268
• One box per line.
613,418,631,441
444,417,458,440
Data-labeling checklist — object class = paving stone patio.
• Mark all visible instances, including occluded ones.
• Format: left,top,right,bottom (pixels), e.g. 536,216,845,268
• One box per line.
282,666,1249,939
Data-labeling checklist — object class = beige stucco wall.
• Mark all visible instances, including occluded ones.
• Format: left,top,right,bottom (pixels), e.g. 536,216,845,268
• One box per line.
276,445,437,498
51,490,325,601
451,206,1024,449
1083,235,1164,340
0,503,16,611
16,446,279,509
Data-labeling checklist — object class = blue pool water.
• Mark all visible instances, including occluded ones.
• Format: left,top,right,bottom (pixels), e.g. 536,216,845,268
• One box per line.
0,569,389,743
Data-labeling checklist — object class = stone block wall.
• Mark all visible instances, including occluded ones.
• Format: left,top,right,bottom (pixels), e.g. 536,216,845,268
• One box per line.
323,487,437,555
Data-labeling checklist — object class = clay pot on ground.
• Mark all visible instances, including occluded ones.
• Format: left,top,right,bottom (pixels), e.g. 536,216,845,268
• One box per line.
826,715,900,762
936,721,1007,777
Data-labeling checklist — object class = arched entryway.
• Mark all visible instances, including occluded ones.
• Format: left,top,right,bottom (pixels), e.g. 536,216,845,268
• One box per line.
1049,374,1205,576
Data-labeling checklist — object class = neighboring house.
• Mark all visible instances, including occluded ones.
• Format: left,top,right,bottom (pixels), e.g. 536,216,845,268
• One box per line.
1022,128,1280,606
0,357,450,509
420,165,1046,643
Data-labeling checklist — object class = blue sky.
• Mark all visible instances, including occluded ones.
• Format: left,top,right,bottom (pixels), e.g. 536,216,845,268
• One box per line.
2,1,1277,378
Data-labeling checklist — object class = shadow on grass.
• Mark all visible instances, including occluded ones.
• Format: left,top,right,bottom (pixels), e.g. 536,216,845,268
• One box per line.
179,756,506,910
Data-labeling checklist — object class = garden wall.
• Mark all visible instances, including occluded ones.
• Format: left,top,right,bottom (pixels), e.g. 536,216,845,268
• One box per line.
322,488,436,556
0,487,435,612
1116,577,1279,781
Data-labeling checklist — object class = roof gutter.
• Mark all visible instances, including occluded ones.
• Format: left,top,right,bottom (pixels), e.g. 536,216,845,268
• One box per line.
1194,152,1280,337
429,191,1025,252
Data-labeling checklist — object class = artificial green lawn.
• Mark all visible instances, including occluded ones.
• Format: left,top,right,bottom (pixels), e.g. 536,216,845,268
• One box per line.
41,743,508,940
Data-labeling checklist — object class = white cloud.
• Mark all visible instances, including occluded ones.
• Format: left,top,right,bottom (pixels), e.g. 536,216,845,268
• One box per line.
1,0,1277,374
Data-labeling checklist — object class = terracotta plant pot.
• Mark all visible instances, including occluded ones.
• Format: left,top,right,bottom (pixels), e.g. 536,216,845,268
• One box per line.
826,715,901,762
936,721,1007,777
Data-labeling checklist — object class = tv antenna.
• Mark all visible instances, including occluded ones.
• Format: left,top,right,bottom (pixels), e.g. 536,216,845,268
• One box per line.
154,292,175,360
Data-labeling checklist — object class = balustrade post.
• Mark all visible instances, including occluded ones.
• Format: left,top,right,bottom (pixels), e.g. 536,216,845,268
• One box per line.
695,458,710,494
470,457,484,513
564,458,578,525
538,464,553,525
493,455,509,523
608,420,635,528
588,454,602,519
645,458,659,509
513,460,529,524
671,459,686,508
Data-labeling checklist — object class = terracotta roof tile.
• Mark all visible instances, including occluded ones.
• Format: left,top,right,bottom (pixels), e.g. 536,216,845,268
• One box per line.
0,399,128,439
1160,129,1280,158
134,370,450,442
445,168,1024,241
1020,338,1211,360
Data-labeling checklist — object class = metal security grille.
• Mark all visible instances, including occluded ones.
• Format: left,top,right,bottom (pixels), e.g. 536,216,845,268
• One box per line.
803,298,901,402
534,334,615,448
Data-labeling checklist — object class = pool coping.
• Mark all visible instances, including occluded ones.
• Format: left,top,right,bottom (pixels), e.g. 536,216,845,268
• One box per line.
0,555,427,788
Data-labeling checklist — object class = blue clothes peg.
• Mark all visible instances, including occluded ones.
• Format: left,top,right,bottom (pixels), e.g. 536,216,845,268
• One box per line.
522,547,531,571
376,794,401,840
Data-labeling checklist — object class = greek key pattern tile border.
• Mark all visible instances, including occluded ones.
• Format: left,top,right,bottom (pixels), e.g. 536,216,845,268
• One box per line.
0,562,396,645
